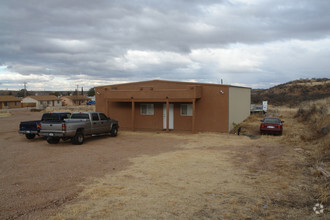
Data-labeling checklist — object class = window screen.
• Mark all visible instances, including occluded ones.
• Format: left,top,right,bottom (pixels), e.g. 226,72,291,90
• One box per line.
140,104,154,115
181,104,193,116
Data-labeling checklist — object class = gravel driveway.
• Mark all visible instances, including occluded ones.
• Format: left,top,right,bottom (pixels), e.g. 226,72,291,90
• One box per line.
0,109,182,219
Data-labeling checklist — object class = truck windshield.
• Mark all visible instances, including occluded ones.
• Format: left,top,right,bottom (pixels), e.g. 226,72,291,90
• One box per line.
71,113,89,119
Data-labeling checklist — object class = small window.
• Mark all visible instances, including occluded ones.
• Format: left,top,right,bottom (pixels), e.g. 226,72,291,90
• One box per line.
15,102,19,106
92,113,99,121
181,104,193,116
99,113,108,120
71,113,89,119
4,102,8,107
140,104,154,115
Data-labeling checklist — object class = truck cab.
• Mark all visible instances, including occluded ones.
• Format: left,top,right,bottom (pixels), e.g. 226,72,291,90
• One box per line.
40,112,119,145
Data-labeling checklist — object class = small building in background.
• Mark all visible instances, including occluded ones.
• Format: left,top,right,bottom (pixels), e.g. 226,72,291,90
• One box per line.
21,95,62,109
95,80,251,133
0,96,22,109
61,95,91,106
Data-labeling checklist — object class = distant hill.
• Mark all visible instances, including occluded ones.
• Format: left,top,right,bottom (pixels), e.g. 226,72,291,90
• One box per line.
252,78,330,106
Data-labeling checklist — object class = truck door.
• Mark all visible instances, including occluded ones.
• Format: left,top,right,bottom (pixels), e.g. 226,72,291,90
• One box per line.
91,113,102,134
99,113,111,133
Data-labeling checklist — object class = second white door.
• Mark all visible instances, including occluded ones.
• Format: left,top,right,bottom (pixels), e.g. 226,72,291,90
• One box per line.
163,104,174,130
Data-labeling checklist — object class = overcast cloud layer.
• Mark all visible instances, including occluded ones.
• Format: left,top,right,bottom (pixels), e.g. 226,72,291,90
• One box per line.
1,0,330,91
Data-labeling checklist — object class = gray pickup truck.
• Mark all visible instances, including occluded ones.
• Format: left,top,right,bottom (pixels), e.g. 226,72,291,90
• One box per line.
40,112,119,145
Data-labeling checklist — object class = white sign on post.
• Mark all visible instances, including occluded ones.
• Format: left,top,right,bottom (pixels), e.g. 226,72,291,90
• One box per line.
263,101,268,112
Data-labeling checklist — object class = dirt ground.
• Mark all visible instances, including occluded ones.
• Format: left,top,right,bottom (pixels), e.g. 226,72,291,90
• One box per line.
0,108,328,219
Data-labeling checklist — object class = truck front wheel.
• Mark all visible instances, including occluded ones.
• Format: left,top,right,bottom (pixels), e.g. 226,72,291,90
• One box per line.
110,126,118,137
47,137,60,144
25,134,36,139
72,132,84,145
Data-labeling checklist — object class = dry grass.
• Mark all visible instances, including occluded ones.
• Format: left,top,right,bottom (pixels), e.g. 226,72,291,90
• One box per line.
0,109,11,117
43,105,95,113
51,133,323,219
291,80,330,87
49,99,329,219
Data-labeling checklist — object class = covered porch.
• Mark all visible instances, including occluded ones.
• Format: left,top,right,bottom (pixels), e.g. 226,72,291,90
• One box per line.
103,86,202,133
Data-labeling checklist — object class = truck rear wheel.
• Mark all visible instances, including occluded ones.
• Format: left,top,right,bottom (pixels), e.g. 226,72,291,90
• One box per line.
47,137,60,144
72,132,84,145
25,134,36,139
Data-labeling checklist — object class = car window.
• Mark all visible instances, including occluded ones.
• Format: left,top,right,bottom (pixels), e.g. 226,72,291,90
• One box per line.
264,118,281,123
71,113,89,119
99,113,108,120
92,113,99,121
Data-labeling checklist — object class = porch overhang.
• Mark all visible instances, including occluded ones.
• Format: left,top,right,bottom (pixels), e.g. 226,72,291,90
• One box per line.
102,86,201,134
105,98,196,102
103,86,202,102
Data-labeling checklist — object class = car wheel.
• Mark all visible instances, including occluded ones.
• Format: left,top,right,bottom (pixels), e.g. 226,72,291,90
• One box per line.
25,134,36,139
72,132,84,145
110,126,118,137
47,137,60,144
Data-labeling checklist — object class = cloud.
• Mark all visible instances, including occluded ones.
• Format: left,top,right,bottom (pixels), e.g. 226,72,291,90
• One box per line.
0,0,330,90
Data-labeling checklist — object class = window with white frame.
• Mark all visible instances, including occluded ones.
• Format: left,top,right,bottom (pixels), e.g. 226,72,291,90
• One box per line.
180,104,193,116
140,104,154,115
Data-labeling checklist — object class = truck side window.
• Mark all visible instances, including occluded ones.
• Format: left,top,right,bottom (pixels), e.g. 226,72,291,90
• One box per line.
92,113,99,121
99,113,108,120
71,114,89,119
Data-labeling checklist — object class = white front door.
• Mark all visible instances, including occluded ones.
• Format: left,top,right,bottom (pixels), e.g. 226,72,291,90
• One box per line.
163,104,174,130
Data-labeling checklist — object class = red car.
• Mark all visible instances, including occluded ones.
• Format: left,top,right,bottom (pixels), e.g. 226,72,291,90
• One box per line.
260,117,284,135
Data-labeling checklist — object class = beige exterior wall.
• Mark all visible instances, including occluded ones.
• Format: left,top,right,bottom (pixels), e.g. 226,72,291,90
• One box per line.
22,97,62,109
228,86,251,131
61,96,90,106
21,97,39,108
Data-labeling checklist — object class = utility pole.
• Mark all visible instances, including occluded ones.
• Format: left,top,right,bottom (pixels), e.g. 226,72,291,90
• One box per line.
76,85,79,105
24,82,27,97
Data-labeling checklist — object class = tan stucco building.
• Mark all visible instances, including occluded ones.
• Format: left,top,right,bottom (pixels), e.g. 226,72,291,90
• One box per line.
61,95,90,106
95,80,250,133
21,96,62,109
0,96,22,109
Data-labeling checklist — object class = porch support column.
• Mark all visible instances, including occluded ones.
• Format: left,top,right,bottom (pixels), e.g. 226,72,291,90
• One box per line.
166,98,169,133
192,99,196,134
131,99,135,131
105,99,109,116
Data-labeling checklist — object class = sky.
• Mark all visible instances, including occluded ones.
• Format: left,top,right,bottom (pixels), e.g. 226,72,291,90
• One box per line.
0,0,330,91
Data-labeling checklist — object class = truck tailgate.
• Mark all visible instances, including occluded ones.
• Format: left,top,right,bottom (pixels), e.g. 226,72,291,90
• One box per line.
40,122,64,133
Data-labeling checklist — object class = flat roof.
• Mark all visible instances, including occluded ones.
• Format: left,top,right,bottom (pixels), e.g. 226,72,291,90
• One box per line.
95,79,251,89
